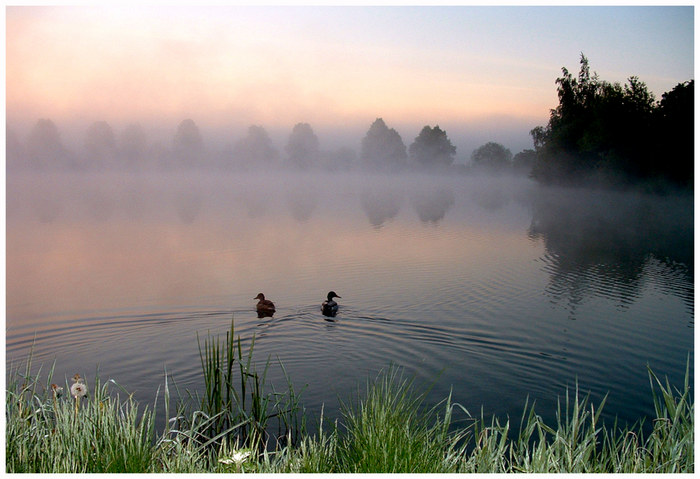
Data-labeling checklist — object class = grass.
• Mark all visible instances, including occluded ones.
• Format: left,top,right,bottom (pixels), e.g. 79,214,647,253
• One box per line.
6,356,155,473
5,320,694,473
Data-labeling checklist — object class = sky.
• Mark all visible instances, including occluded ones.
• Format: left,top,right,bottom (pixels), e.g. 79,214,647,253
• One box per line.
5,4,695,158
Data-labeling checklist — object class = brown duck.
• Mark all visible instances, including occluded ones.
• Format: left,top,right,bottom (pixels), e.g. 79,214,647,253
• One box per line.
254,293,276,317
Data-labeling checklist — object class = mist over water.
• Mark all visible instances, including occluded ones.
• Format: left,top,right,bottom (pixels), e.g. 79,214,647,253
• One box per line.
6,166,693,434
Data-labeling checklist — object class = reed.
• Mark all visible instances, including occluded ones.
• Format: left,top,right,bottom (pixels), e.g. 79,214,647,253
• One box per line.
194,318,304,453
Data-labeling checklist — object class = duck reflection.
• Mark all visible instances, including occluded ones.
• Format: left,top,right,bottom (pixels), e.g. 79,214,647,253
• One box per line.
410,187,454,224
360,186,403,228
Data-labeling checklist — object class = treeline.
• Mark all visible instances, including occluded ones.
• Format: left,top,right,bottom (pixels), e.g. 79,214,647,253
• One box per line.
7,117,527,175
530,54,693,189
10,54,689,185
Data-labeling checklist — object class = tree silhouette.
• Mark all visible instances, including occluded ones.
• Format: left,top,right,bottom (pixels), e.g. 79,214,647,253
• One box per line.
360,118,407,171
512,149,536,175
173,119,204,167
653,80,694,187
471,142,512,172
285,122,319,170
231,125,278,170
530,54,692,188
26,118,69,169
408,125,456,170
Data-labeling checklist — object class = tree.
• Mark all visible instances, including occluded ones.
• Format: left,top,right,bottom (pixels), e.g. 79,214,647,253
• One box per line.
285,122,319,170
471,142,512,172
408,125,456,169
360,118,407,171
26,118,69,169
653,80,694,187
231,125,278,170
512,149,536,175
84,121,116,169
529,54,693,188
173,119,204,167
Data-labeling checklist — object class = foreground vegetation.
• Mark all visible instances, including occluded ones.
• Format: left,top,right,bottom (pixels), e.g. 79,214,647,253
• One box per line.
6,321,693,473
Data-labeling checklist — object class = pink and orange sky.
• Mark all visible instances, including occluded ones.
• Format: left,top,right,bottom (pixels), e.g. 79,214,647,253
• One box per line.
5,5,694,156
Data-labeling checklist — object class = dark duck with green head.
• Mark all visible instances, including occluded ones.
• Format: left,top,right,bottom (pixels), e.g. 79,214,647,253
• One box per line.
254,293,275,317
321,291,341,317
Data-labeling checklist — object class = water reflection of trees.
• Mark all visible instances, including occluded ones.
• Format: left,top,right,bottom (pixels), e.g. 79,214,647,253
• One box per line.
529,187,693,316
285,186,318,222
360,186,403,228
410,187,455,224
175,191,202,224
470,182,510,212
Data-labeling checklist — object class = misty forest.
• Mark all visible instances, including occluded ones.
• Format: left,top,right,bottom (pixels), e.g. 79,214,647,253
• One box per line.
7,55,694,191
6,55,694,473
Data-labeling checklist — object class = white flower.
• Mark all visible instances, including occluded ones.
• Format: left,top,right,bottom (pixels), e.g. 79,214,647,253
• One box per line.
70,382,88,399
218,451,251,465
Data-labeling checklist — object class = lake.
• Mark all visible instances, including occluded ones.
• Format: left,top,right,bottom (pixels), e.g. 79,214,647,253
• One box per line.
6,170,694,435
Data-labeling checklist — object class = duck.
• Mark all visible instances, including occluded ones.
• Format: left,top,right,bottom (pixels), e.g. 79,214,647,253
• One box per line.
321,291,341,317
254,293,275,317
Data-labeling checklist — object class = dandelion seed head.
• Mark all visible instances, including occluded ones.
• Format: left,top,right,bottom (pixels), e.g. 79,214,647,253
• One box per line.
70,382,88,398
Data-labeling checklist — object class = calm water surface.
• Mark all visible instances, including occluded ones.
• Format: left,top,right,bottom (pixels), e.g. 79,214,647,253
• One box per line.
6,171,694,432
